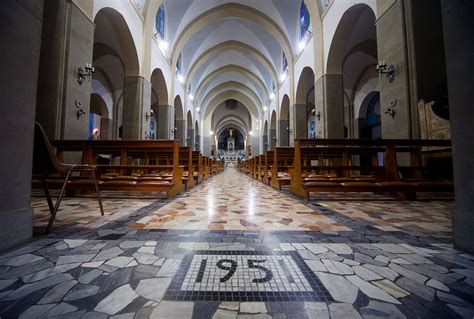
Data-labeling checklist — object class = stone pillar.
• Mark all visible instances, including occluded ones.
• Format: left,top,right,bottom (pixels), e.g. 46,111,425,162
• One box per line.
376,0,417,139
122,76,150,139
175,119,186,146
187,128,195,147
292,104,307,139
156,105,174,140
312,75,345,139
441,0,474,253
36,0,94,140
0,0,43,251
203,136,211,156
262,134,268,153
100,118,113,140
195,134,200,151
252,136,260,156
278,120,289,146
269,128,277,150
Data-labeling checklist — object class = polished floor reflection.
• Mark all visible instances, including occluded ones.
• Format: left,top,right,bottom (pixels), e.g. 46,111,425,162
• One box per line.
0,168,471,318
130,168,350,232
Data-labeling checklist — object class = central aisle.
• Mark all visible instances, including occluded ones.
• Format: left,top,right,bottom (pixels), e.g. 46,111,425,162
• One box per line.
130,168,350,232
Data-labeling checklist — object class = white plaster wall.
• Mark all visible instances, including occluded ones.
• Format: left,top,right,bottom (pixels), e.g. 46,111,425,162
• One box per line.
294,37,315,98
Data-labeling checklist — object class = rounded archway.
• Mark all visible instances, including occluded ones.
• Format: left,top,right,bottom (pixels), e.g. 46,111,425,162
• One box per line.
270,110,277,150
295,67,315,139
89,93,109,140
327,4,378,138
280,94,290,146
174,96,184,144
358,92,381,139
150,68,169,140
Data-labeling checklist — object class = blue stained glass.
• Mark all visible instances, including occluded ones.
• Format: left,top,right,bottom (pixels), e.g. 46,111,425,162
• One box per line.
156,4,165,39
300,1,311,39
176,52,182,73
366,95,381,126
283,52,288,73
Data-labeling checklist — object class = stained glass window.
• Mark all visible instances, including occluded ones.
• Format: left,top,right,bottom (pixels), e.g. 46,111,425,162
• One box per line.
156,4,165,39
300,1,311,39
283,52,288,73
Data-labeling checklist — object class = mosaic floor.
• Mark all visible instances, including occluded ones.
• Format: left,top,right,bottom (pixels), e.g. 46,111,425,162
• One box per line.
0,168,473,318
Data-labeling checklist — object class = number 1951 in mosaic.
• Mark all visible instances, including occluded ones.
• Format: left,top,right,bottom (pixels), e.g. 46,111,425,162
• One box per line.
164,250,333,302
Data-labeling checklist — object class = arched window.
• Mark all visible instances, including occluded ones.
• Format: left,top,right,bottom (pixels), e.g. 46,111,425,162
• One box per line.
300,1,311,39
156,4,165,39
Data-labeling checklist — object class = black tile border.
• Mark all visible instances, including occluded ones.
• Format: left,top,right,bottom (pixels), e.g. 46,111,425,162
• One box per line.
163,250,333,302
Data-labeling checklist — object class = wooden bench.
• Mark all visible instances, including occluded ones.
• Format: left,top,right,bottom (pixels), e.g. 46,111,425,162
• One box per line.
271,147,294,190
50,140,184,196
289,139,453,199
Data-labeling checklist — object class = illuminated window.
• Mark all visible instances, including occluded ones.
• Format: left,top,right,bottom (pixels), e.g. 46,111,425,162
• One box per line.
300,1,311,39
156,4,165,39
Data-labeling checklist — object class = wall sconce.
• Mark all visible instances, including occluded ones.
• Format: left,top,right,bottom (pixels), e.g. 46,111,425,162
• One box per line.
145,109,154,121
312,109,321,121
272,136,277,142
286,126,293,134
75,100,85,119
77,63,95,85
376,61,395,82
385,99,398,119
171,127,177,135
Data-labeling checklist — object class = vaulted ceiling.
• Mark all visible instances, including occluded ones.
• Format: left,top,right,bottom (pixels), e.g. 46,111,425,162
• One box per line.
141,0,321,136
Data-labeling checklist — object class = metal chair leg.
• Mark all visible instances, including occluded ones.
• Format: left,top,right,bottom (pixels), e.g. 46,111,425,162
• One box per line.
46,170,71,234
41,178,54,215
91,169,104,216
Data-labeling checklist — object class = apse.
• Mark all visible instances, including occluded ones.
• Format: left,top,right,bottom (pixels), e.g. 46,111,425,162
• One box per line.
217,128,244,151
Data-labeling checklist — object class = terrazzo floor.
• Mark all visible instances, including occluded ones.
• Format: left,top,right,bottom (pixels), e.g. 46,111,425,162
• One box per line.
0,168,473,318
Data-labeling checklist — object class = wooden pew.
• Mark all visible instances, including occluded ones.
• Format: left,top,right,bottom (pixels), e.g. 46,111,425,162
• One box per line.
192,151,203,184
51,140,184,196
179,147,194,190
262,151,274,185
289,139,453,199
271,147,294,190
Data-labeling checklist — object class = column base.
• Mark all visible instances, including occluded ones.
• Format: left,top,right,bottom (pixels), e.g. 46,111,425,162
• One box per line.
452,208,474,254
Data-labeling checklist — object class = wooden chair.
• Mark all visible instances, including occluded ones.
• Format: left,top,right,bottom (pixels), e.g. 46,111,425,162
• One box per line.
32,122,104,233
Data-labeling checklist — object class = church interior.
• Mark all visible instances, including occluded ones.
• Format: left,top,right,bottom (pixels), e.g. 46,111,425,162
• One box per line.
1,0,473,318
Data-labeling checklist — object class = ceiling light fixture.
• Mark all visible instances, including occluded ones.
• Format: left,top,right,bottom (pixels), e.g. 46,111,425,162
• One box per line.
177,74,184,83
210,130,214,136
158,40,168,51
188,94,194,101
298,40,306,52
280,72,287,83
196,107,200,112
249,131,253,136
269,93,275,101
263,106,268,112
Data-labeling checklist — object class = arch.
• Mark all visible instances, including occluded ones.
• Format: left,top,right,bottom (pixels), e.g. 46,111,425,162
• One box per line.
186,41,278,89
171,3,293,72
295,67,315,104
195,65,269,99
187,110,193,128
151,68,169,106
326,4,377,74
279,94,290,146
358,91,381,139
93,8,139,76
90,93,108,118
201,84,261,120
270,110,277,129
174,95,184,120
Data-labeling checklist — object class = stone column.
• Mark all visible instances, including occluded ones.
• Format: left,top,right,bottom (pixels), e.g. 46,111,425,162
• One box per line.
195,134,200,151
156,105,174,140
441,0,474,253
203,136,211,156
36,0,94,140
262,134,268,153
312,75,345,139
252,136,260,156
0,0,43,251
269,128,277,150
175,119,186,145
292,104,307,139
187,128,195,147
376,0,417,139
278,120,289,146
122,76,151,139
